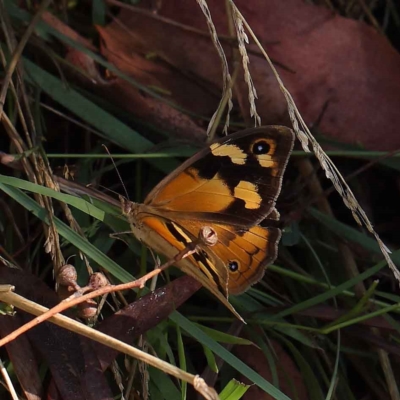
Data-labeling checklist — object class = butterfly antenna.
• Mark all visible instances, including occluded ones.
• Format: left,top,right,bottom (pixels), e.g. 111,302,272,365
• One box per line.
102,144,130,200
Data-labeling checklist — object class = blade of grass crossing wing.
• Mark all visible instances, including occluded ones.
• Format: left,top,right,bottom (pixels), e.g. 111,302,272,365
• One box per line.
0,183,133,283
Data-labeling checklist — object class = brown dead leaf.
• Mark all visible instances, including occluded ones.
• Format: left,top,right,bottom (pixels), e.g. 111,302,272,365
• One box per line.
93,275,201,370
0,267,105,400
111,0,400,150
41,11,208,143
0,268,201,398
96,22,210,141
0,316,42,400
97,22,219,118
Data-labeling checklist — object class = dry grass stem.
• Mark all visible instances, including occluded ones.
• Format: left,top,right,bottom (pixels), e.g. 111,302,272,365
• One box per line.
197,0,233,137
0,286,219,400
230,4,261,127
0,238,201,347
229,1,399,284
0,357,18,400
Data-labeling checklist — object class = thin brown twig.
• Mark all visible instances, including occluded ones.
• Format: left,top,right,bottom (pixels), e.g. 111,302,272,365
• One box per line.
0,236,202,348
0,285,219,399
0,0,52,120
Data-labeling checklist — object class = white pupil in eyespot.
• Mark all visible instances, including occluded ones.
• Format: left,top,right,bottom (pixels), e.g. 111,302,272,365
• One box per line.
228,261,239,272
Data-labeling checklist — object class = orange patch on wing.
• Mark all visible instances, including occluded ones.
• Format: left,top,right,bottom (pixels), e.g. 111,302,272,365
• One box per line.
150,169,203,206
210,143,247,165
225,227,272,294
242,226,270,248
149,168,234,213
142,216,186,251
149,217,279,295
159,173,234,213
252,138,278,171
256,157,276,169
163,192,230,213
140,217,229,299
233,180,262,209
214,237,266,294
182,222,273,295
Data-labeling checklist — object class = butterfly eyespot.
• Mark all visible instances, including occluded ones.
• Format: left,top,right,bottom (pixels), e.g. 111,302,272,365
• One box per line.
228,260,239,272
252,140,270,155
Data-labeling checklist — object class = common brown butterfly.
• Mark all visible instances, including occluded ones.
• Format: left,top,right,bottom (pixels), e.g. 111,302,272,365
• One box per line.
122,126,294,319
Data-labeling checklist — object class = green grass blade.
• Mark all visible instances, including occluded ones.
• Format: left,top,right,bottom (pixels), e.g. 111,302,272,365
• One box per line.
23,59,179,174
309,208,400,262
0,183,133,283
170,312,291,400
219,380,250,400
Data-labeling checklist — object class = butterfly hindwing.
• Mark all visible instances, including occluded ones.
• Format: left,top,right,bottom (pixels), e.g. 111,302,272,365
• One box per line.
208,223,281,295
130,214,245,319
161,218,281,295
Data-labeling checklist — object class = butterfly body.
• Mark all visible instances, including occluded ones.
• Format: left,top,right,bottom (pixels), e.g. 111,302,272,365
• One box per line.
123,126,294,319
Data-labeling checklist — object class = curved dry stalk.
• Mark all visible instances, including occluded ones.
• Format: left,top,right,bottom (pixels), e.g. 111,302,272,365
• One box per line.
197,0,233,137
230,4,261,127
0,0,52,120
0,0,94,276
0,286,219,400
229,1,399,283
0,356,18,400
0,235,205,348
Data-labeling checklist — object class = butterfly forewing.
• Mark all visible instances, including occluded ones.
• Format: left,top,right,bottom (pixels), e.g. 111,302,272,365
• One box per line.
144,126,294,226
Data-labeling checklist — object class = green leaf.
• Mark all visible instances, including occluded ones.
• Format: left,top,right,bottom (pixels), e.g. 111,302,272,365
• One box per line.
203,344,218,373
219,380,250,400
195,324,253,345
170,312,291,400
176,325,187,400
309,208,400,262
149,367,181,399
0,175,106,220
92,0,105,25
